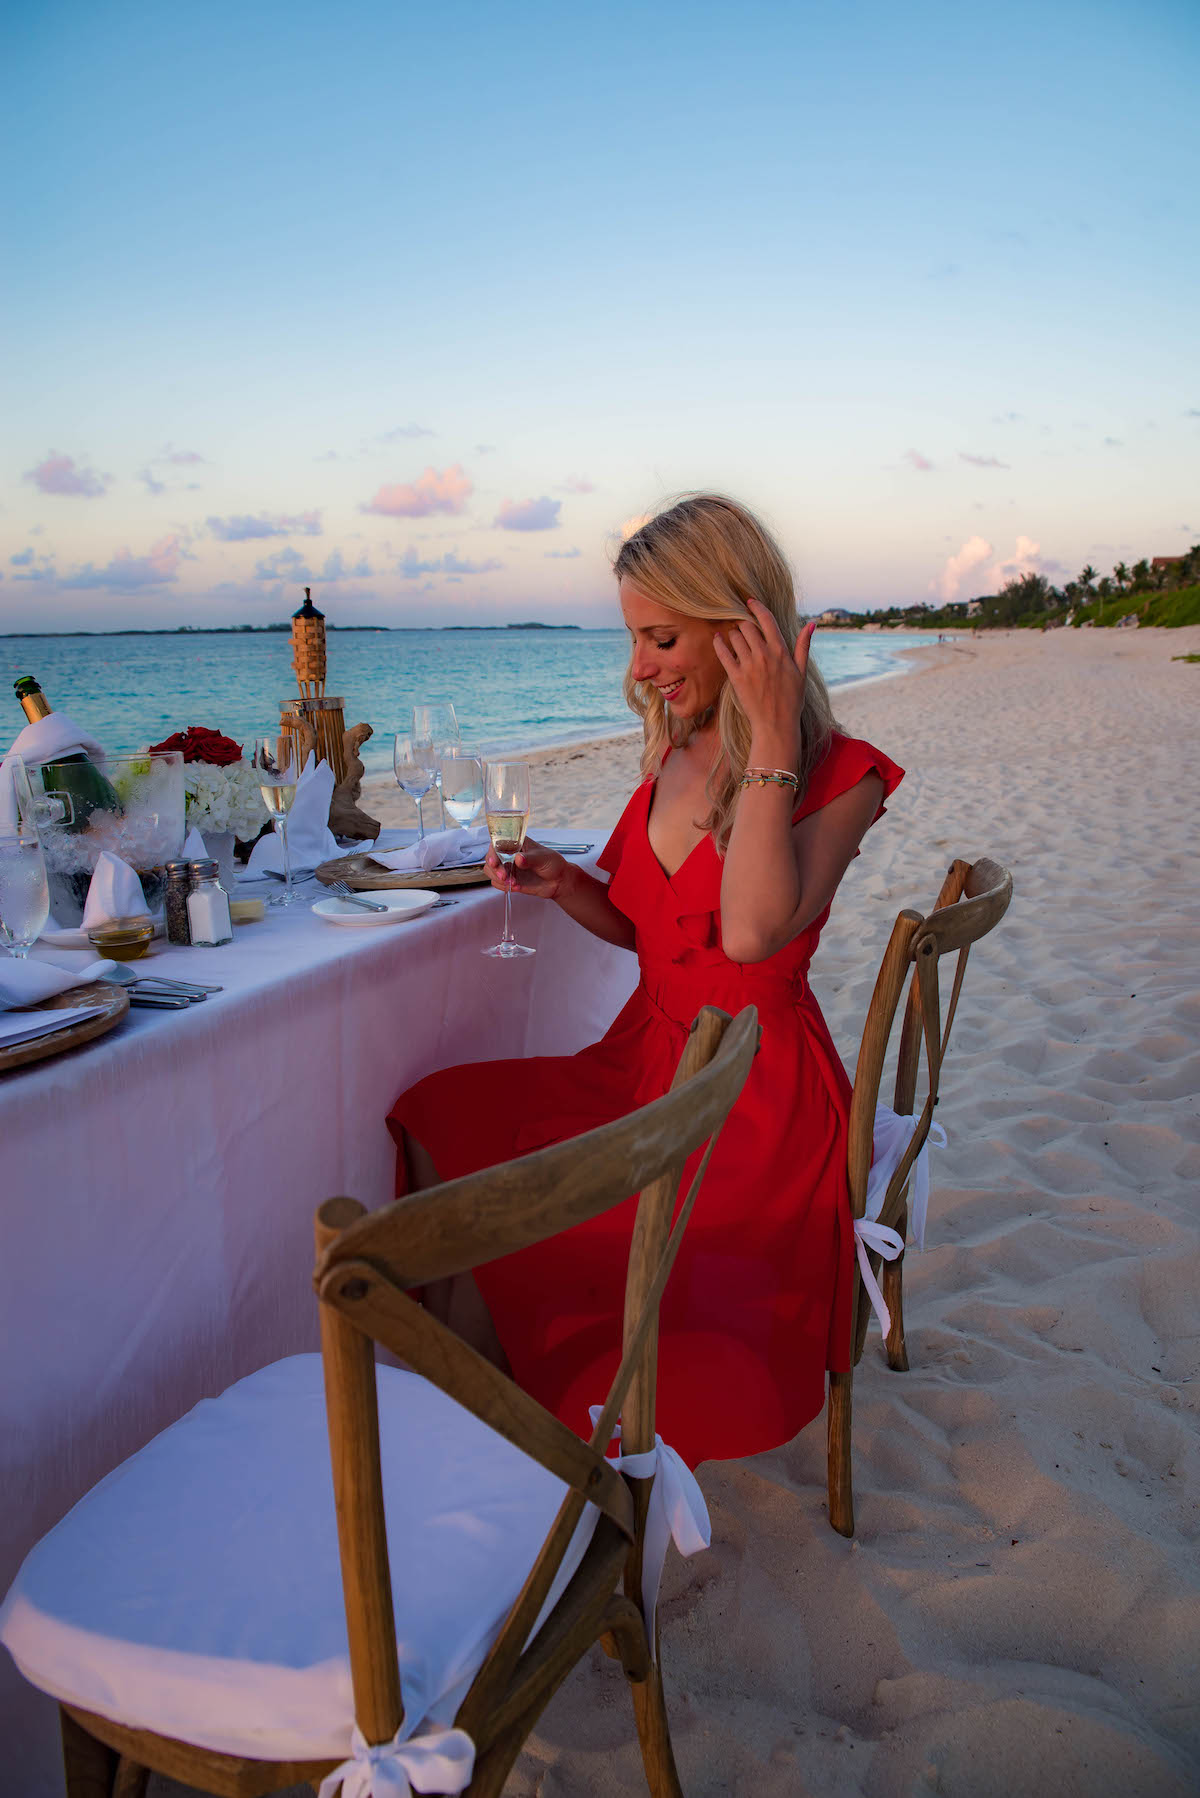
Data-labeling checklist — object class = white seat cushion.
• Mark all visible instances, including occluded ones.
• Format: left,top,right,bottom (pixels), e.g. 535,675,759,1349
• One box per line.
0,1355,596,1759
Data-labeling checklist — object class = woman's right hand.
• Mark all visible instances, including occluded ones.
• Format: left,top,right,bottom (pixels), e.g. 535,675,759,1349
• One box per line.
485,836,571,901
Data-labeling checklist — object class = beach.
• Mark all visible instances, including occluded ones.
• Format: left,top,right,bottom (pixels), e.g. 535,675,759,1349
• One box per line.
455,626,1198,1797
140,625,1197,1796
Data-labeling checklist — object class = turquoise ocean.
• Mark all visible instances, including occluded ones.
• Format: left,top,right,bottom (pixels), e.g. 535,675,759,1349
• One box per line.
1,630,929,776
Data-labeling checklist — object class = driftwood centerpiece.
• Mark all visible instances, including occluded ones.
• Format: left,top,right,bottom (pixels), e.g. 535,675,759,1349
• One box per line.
329,722,382,842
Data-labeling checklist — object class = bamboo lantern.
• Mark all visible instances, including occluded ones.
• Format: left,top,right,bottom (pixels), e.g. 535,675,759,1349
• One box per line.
281,589,348,782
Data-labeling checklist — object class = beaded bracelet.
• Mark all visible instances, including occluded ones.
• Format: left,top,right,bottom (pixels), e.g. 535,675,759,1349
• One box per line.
741,766,799,791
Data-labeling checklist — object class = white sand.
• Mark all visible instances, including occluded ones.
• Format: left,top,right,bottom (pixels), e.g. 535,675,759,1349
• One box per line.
159,627,1200,1797
502,627,1200,1796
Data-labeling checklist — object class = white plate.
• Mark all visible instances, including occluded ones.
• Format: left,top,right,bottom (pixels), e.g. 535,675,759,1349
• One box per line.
311,890,439,927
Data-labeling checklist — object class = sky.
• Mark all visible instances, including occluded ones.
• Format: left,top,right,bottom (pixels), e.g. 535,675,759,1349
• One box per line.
2,0,1197,631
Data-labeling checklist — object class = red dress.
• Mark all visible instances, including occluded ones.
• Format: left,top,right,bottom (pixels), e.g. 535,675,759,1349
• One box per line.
388,732,903,1467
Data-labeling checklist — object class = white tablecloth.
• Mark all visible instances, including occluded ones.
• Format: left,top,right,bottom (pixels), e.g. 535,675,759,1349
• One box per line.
0,832,639,1792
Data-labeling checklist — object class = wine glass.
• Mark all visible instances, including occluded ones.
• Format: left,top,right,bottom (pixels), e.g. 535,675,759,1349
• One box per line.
440,754,485,829
250,735,302,906
394,735,438,840
482,762,534,959
0,825,50,959
412,704,460,827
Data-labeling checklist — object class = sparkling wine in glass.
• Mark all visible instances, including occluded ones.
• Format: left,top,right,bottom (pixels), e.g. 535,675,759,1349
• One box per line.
440,754,485,829
251,735,302,906
0,826,50,959
394,735,437,840
482,762,534,959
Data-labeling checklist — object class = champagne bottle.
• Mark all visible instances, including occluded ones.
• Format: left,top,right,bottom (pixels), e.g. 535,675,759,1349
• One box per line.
13,676,122,832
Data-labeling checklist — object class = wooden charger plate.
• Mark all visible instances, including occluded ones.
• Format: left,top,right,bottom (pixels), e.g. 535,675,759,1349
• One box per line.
315,851,491,892
0,980,130,1075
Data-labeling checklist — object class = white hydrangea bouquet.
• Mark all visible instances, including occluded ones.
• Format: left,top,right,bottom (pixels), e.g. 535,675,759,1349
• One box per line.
146,726,263,840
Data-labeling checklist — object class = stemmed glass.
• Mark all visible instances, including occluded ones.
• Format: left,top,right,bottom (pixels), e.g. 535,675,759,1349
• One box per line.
482,762,535,959
0,825,51,959
439,754,485,829
394,736,438,840
250,735,302,906
412,704,460,826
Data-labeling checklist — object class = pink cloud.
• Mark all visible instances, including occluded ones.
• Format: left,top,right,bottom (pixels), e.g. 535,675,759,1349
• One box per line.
24,452,111,498
562,474,595,493
931,535,993,602
361,465,472,517
62,534,186,591
494,496,561,532
905,449,934,472
958,452,1010,469
208,511,323,541
988,536,1064,586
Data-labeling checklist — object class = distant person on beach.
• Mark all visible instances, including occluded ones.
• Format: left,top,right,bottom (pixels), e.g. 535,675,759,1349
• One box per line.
388,495,903,1466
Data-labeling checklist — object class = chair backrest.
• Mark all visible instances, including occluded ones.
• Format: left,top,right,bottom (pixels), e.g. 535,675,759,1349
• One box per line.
311,1002,758,1752
846,854,1012,1235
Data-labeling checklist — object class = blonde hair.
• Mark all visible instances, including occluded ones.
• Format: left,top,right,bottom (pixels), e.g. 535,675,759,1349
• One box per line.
614,494,836,852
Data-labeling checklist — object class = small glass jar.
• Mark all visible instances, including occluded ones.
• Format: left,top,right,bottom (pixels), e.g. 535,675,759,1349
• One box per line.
186,859,233,947
164,860,193,946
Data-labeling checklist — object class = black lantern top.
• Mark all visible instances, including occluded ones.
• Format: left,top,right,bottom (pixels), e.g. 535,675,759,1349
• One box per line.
292,586,324,621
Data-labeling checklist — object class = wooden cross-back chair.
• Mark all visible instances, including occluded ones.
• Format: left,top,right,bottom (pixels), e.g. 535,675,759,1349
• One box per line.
826,857,1012,1538
20,1004,757,1798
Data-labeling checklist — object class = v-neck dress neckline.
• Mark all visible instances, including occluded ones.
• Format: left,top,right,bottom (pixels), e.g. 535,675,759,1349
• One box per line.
387,729,905,1469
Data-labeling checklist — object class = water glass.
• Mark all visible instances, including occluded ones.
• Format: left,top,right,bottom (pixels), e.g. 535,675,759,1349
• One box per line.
412,704,461,826
0,827,51,959
440,754,485,829
394,735,438,840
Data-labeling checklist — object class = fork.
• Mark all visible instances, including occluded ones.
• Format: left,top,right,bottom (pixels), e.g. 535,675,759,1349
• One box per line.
326,880,389,913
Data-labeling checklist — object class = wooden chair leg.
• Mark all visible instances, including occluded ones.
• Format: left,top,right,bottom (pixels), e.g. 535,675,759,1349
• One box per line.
113,1758,150,1798
882,1251,909,1372
60,1708,117,1798
630,1660,684,1798
826,1368,855,1538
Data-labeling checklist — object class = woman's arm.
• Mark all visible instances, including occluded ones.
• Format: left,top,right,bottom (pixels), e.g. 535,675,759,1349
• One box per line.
719,773,884,963
711,598,883,964
486,840,637,951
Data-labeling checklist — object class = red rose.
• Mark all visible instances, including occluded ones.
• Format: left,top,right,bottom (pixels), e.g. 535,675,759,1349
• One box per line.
149,726,244,766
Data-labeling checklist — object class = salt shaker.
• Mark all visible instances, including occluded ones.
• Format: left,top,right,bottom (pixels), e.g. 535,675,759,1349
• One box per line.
186,859,233,947
164,860,193,946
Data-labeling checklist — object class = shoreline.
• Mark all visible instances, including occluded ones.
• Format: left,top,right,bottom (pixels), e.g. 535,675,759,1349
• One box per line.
499,619,1200,1794
358,640,955,829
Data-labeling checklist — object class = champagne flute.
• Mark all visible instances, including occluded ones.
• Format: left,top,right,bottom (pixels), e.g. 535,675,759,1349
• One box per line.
251,735,301,906
440,754,485,829
0,825,50,959
482,761,534,959
394,735,437,840
412,703,460,826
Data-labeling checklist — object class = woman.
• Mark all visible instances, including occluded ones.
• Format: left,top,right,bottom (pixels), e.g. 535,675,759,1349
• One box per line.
388,495,903,1467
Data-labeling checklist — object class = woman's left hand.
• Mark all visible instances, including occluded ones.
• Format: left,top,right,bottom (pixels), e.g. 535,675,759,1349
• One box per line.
712,599,815,758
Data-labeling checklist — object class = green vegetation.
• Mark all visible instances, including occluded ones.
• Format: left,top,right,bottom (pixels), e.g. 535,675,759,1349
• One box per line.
1172,652,1200,663
843,545,1200,632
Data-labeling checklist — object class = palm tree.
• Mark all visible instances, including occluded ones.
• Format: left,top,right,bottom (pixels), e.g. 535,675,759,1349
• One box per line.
1078,564,1098,592
1113,561,1130,591
1131,559,1151,591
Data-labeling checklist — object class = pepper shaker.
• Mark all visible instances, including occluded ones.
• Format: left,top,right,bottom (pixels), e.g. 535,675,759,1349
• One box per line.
164,860,193,946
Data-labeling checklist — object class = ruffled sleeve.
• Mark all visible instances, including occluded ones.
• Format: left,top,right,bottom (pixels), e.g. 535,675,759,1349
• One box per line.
596,779,652,877
793,732,904,827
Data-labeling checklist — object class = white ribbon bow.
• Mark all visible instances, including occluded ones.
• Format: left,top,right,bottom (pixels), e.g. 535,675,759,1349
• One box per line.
588,1411,711,1655
855,1115,948,1335
317,1723,475,1798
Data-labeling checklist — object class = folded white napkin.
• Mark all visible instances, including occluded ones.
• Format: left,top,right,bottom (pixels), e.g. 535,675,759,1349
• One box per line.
81,852,150,929
182,826,208,860
370,825,490,874
0,1005,112,1051
0,955,117,1011
246,755,339,874
4,712,107,771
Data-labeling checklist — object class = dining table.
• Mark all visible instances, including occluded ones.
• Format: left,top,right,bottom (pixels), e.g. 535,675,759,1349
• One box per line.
0,829,640,1794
